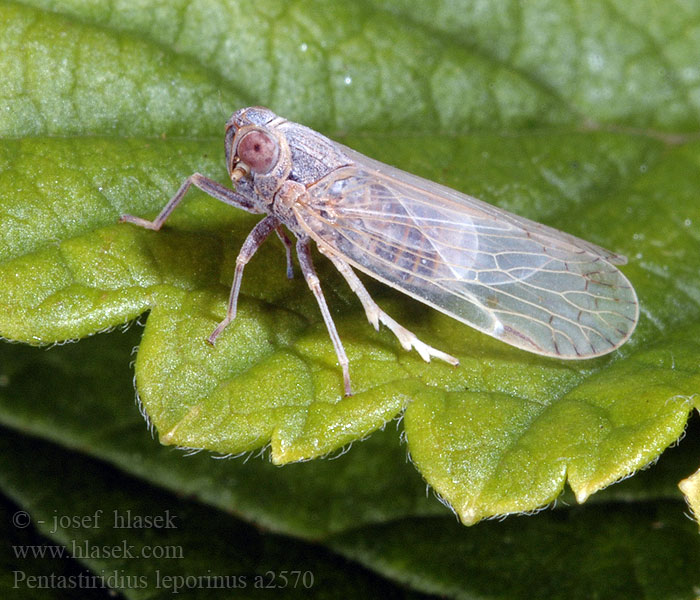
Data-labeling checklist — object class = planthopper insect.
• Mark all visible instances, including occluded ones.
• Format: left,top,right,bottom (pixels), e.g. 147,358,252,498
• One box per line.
120,106,638,396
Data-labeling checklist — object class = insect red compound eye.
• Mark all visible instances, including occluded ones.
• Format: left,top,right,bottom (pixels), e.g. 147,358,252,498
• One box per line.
237,130,279,174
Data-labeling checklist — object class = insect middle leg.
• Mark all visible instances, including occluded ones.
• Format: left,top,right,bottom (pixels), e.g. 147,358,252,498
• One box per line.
275,226,294,279
296,239,353,396
319,247,459,366
207,215,279,344
119,172,261,230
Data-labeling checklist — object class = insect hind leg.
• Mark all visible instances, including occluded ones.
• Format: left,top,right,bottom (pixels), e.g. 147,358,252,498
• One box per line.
320,248,459,367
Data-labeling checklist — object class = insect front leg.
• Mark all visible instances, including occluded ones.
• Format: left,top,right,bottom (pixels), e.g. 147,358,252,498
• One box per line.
119,173,261,230
296,239,353,397
208,215,279,344
319,247,459,367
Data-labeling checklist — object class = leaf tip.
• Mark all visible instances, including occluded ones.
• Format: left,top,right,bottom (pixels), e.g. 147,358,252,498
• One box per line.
574,487,593,504
457,505,481,526
678,468,700,529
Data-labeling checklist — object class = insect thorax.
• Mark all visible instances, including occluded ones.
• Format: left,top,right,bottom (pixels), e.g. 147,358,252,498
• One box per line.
280,122,352,186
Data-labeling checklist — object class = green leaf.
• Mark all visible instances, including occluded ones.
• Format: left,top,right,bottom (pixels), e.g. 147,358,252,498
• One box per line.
1,326,699,599
2,0,700,539
0,327,445,539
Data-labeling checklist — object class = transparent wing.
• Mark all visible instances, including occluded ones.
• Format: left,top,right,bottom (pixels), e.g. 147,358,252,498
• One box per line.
293,146,638,358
